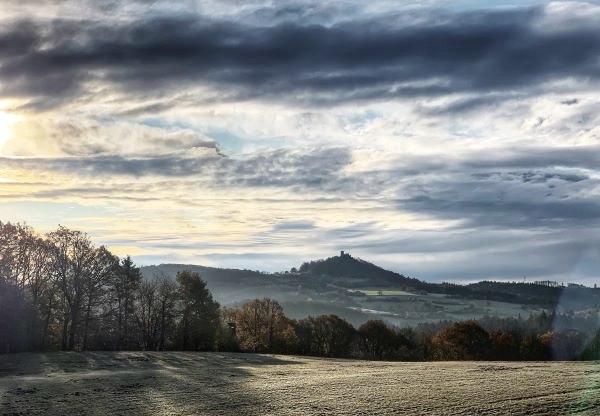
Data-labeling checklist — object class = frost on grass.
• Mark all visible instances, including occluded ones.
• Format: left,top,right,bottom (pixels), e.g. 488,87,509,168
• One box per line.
1,352,600,415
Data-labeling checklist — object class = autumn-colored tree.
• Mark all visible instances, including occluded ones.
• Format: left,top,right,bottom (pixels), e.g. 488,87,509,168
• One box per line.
235,298,296,353
0,222,37,291
519,334,550,360
430,321,489,360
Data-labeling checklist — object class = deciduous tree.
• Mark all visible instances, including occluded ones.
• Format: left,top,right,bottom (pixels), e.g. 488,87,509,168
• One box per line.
430,320,489,360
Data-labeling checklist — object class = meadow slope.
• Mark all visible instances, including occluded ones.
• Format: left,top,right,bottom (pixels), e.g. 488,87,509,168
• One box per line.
1,352,599,415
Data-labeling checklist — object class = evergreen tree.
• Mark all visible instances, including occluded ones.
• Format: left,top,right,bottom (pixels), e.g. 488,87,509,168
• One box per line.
176,270,220,350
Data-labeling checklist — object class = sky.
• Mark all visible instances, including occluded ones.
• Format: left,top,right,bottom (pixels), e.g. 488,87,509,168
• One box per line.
0,0,599,283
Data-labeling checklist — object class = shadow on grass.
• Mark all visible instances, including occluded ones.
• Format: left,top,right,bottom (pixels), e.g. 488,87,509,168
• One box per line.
0,351,300,415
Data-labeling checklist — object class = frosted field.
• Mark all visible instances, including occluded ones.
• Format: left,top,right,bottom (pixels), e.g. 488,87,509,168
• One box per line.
1,352,600,415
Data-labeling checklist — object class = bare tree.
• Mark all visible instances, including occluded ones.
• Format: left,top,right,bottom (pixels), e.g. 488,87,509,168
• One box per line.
298,315,355,357
47,226,95,351
136,278,162,350
157,277,178,350
82,246,118,350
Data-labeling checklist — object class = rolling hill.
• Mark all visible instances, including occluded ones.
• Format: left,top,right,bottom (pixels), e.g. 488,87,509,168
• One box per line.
141,252,600,328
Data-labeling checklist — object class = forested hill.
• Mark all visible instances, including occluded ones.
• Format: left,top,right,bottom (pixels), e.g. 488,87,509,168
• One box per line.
141,252,433,297
297,252,430,291
140,264,275,305
141,263,268,286
142,252,600,316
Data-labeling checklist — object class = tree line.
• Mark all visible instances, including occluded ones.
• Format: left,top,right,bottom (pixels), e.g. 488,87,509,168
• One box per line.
0,222,219,353
221,301,600,361
3,221,600,361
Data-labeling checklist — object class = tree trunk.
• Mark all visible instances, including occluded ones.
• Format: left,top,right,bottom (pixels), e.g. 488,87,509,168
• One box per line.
117,298,123,350
61,310,69,351
159,301,166,351
82,298,93,350
68,305,80,351
41,286,57,350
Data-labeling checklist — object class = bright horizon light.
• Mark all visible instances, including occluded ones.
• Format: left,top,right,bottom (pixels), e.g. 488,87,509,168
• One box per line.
0,106,20,153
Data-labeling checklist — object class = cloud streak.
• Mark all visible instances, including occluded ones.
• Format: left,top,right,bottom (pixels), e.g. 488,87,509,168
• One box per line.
3,144,598,227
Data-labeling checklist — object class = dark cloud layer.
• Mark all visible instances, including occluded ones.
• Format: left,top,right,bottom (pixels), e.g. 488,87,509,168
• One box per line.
1,6,599,108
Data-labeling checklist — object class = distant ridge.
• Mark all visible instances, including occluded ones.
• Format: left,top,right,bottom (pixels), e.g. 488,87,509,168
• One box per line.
141,252,600,327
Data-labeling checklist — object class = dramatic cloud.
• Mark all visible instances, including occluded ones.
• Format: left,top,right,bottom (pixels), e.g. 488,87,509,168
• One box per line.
1,4,599,109
0,1,599,283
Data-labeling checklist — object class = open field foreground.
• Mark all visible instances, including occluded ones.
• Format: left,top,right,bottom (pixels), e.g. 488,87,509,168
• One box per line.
1,352,600,415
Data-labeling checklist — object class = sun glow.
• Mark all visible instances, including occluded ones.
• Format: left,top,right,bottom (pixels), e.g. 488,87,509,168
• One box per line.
0,110,20,152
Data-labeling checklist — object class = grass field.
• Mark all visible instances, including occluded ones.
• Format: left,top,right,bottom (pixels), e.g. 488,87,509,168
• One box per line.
2,352,600,415
354,289,415,296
